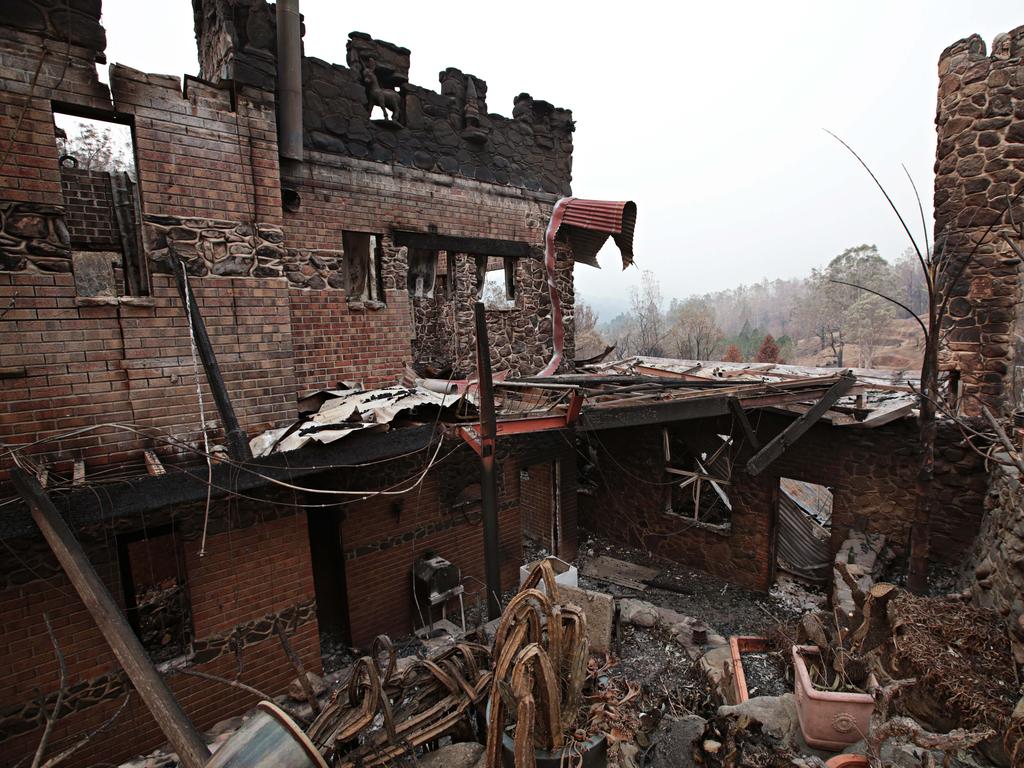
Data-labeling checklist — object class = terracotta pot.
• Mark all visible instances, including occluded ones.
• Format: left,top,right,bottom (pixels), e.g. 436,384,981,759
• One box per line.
825,755,870,767
728,635,769,704
792,645,875,751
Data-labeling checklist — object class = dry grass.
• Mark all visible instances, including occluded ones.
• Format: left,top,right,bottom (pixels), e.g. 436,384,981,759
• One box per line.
888,593,1015,739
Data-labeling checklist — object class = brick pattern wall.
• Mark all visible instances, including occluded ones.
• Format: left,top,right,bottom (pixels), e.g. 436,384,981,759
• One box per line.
335,446,523,647
60,167,120,248
521,461,554,550
0,503,320,768
290,286,413,392
0,272,298,482
110,65,282,227
0,27,113,206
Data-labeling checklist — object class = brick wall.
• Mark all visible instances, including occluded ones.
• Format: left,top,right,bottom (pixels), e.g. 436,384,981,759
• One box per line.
110,65,282,227
0,500,320,768
60,167,120,248
0,272,298,483
289,286,412,392
521,461,554,549
333,445,523,646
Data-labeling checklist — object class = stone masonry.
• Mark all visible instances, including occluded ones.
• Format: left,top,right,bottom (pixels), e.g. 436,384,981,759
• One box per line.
934,26,1024,416
962,460,1024,660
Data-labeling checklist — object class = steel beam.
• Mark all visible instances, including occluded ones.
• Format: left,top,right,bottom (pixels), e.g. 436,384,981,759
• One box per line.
473,302,503,620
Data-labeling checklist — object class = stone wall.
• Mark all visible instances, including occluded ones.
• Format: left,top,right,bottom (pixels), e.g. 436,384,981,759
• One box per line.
144,213,285,278
934,26,1024,415
581,413,988,592
5,0,106,54
192,0,574,195
962,460,1024,658
0,202,71,272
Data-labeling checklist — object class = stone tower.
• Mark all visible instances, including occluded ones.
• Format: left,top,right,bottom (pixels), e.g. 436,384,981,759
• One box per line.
934,26,1024,415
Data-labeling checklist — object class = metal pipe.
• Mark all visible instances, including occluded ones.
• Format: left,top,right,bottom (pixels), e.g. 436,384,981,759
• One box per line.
276,0,303,163
473,301,502,619
11,469,211,768
174,264,252,461
537,197,572,376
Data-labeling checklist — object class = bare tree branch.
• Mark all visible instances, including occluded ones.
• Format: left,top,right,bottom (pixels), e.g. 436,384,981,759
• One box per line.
825,130,925,268
901,163,933,291
38,693,131,768
31,614,66,768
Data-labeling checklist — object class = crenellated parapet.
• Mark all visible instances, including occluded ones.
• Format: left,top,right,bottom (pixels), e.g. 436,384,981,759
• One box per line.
192,0,573,195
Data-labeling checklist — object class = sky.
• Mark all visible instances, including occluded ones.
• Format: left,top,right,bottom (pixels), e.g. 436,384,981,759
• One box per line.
97,0,1022,318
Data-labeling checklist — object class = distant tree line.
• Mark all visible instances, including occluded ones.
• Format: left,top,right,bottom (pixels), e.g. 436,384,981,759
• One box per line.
575,244,928,367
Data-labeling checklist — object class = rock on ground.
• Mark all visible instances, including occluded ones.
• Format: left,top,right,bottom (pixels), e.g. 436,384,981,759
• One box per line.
646,715,707,768
717,694,801,749
415,741,485,768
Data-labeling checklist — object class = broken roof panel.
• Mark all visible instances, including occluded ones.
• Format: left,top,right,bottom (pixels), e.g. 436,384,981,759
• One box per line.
555,198,637,269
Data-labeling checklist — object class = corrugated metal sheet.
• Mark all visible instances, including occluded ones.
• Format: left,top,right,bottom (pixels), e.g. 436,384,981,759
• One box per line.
556,198,637,269
779,477,833,527
776,488,831,583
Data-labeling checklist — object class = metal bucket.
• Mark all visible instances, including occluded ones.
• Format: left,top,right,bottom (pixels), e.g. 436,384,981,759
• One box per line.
206,701,328,768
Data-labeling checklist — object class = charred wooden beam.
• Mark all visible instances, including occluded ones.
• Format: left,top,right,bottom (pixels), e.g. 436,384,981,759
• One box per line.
745,372,856,476
579,387,835,431
11,469,210,768
473,302,503,620
393,230,533,259
173,262,252,461
728,396,761,451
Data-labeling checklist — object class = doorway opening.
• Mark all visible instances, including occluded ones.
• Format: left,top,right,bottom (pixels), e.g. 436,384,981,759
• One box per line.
306,504,351,672
775,477,832,586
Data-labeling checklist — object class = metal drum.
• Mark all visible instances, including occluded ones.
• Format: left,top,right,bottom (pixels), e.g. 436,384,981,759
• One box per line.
206,701,327,768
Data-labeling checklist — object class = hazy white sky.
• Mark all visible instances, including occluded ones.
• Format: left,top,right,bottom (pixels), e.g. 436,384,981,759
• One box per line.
99,1,1022,316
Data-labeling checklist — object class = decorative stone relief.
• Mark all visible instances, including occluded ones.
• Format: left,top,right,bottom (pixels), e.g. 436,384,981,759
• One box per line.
0,202,72,272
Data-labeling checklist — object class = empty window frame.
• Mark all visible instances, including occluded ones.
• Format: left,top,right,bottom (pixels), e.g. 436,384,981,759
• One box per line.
662,428,733,527
53,110,149,296
117,525,193,662
408,247,437,298
476,255,516,309
342,231,385,302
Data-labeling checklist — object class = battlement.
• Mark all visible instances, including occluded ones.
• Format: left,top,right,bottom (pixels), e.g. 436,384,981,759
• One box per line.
192,0,573,195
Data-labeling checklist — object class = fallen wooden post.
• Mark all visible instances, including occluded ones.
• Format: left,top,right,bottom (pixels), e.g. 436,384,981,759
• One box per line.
11,468,211,768
746,372,856,476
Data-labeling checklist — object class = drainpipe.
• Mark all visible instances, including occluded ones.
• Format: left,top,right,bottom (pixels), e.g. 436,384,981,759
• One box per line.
276,0,303,167
537,197,573,376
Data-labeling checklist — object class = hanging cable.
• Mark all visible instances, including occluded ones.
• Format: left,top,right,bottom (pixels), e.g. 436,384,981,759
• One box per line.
180,261,215,556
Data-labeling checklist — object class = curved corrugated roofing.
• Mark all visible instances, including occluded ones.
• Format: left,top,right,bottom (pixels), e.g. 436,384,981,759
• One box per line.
555,198,637,269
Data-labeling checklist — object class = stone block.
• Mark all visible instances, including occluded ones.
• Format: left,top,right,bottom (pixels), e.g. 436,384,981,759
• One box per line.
556,583,613,653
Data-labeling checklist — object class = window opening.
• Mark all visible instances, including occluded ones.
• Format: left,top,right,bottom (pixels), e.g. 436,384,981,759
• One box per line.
477,255,515,309
662,428,732,528
53,111,148,296
408,247,437,298
117,526,193,662
342,230,385,302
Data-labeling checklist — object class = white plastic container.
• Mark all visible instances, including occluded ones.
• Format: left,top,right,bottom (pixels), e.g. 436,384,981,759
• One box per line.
519,556,578,593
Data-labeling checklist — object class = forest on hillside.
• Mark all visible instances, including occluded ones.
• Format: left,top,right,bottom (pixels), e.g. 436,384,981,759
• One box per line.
576,244,929,369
